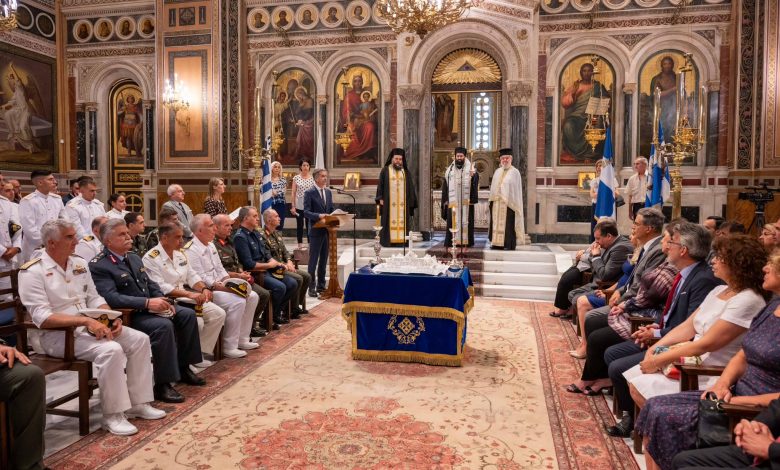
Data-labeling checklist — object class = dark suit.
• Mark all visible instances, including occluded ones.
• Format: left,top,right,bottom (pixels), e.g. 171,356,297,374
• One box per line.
568,235,635,305
605,260,723,416
673,398,780,469
89,248,202,384
162,200,194,239
233,227,296,314
303,186,334,290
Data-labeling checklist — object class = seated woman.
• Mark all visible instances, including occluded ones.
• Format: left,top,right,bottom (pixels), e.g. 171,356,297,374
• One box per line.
566,224,676,395
569,231,640,358
759,223,779,253
635,249,780,470
626,234,768,408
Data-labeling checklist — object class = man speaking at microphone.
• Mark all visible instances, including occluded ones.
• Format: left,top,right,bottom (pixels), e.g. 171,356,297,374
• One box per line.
303,169,334,297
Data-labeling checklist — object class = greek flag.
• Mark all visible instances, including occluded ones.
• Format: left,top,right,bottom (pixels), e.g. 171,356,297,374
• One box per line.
594,127,616,220
645,124,671,207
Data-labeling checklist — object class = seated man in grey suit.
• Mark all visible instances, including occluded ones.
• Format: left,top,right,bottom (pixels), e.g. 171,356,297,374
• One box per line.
162,184,194,240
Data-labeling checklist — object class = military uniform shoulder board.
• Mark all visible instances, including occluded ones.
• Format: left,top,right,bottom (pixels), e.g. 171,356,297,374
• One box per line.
22,193,36,201
20,258,42,270
148,249,160,258
183,240,193,250
83,235,95,242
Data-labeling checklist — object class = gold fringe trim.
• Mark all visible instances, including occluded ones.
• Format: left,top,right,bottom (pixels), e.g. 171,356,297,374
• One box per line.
342,302,466,323
352,349,463,367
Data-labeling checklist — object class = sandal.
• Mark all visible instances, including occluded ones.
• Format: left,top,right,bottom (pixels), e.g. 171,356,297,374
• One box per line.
549,311,570,318
565,383,585,394
583,385,613,396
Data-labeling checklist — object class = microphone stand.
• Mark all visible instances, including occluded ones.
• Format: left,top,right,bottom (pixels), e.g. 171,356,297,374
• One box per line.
335,188,357,272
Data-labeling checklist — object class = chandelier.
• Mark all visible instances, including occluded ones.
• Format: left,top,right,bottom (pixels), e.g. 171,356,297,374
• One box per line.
378,0,475,39
0,0,18,32
162,73,191,135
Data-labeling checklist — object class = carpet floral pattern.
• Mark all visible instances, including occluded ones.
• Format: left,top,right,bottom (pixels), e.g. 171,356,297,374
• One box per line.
46,298,637,469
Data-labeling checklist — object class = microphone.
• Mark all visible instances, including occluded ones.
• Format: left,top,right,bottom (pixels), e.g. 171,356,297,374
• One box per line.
334,187,346,194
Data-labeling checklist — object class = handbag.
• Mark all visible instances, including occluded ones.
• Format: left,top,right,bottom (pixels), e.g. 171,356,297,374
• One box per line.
696,392,732,448
615,195,626,207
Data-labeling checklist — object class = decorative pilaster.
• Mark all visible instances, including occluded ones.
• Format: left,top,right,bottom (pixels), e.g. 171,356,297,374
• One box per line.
623,83,636,166
706,81,720,167
317,95,327,168
398,84,424,231
75,103,86,171
507,80,533,232
143,100,155,170
85,103,98,171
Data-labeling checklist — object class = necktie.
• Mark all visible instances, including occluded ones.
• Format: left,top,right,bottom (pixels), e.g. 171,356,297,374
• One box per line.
659,273,682,329
636,247,645,263
179,203,189,221
320,189,325,202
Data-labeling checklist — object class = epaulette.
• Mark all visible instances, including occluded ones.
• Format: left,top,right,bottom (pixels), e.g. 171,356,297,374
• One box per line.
50,193,62,199
148,249,160,258
83,235,95,242
66,198,80,207
91,251,107,263
183,240,193,250
20,258,41,270
22,193,36,200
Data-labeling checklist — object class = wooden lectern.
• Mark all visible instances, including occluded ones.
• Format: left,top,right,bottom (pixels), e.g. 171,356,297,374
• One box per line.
313,213,353,299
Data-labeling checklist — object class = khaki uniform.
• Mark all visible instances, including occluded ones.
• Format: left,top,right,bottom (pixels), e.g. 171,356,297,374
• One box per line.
183,238,258,350
214,236,270,327
75,234,103,262
63,195,107,239
18,252,155,415
142,244,226,356
19,190,64,261
260,228,310,311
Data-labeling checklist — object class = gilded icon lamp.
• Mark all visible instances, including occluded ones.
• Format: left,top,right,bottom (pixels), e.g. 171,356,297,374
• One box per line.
335,67,354,152
583,55,608,152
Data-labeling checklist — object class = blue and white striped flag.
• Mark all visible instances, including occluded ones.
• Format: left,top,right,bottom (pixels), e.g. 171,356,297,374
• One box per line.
645,124,671,208
260,156,273,224
594,127,616,220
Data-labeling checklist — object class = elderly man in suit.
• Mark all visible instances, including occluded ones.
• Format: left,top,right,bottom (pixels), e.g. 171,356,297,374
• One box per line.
89,218,204,404
604,221,722,437
303,169,334,297
162,184,194,240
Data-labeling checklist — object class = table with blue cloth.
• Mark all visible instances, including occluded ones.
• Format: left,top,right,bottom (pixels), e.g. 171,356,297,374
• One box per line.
341,267,474,367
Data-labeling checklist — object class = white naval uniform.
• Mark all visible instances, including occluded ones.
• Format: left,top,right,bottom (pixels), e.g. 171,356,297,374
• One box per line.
0,195,22,299
183,238,258,350
64,195,107,239
75,235,103,262
18,252,155,415
19,190,64,262
106,208,129,220
142,244,226,356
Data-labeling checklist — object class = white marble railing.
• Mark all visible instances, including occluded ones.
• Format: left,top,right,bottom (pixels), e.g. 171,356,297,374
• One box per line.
432,190,491,230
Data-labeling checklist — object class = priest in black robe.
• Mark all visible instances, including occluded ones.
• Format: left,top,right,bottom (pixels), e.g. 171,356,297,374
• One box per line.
441,147,479,247
375,148,418,247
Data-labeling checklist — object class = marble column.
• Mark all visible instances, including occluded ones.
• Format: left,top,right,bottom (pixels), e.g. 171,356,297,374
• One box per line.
507,80,534,232
85,103,98,171
398,84,424,232
317,94,327,168
623,83,636,166
143,101,155,170
75,103,86,171
706,82,720,167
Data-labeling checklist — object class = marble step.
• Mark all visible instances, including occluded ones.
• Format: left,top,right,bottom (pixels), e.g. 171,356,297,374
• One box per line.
482,260,558,275
481,249,556,263
480,284,557,301
480,272,559,287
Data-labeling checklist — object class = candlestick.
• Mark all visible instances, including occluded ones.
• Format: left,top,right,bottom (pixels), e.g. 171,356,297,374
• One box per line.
375,204,380,226
652,87,660,143
698,85,706,144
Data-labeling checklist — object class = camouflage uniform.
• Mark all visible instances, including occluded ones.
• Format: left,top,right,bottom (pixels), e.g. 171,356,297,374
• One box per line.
131,234,149,256
258,228,310,312
214,235,271,328
145,228,160,250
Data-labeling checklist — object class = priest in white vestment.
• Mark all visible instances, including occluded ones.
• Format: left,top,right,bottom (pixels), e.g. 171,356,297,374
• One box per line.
488,149,526,250
441,147,479,247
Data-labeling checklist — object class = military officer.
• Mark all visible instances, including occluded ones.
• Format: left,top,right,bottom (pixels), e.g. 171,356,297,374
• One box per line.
89,218,205,403
125,212,148,256
0,190,22,287
260,208,310,318
63,177,106,239
20,219,165,435
184,214,259,357
145,207,179,249
75,215,107,262
213,213,270,336
234,206,296,326
19,170,64,262
143,222,226,364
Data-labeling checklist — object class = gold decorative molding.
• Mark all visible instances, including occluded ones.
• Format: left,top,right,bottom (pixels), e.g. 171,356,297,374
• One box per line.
507,80,534,107
316,94,328,105
397,84,425,110
432,48,502,85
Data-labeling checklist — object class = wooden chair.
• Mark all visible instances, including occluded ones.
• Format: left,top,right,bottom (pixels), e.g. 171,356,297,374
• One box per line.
249,268,282,331
0,269,97,437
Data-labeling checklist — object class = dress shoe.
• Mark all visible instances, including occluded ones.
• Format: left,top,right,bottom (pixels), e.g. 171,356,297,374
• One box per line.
251,327,268,337
316,286,326,293
290,311,302,320
126,403,166,420
271,323,281,330
193,359,214,368
274,315,290,324
180,367,206,386
154,383,185,403
308,289,318,298
102,412,138,436
239,341,259,350
223,348,248,359
300,309,309,315
605,412,633,438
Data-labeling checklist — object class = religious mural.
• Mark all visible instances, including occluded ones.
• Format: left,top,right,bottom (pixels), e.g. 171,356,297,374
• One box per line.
558,55,614,166
638,50,699,161
433,93,460,149
0,44,56,170
273,68,316,166
112,82,144,165
335,65,381,167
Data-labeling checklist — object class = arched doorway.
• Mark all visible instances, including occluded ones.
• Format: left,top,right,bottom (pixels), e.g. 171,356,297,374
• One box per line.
108,80,144,213
430,48,502,230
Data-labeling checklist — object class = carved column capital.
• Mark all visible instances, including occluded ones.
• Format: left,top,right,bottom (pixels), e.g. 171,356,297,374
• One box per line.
622,83,637,94
398,84,425,110
507,80,534,107
706,81,720,92
85,102,98,112
142,100,155,110
316,94,328,105
546,86,556,97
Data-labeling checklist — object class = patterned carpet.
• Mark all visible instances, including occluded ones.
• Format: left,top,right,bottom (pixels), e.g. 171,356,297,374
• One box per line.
45,298,638,469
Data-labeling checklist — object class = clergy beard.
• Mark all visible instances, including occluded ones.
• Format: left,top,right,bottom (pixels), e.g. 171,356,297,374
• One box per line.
501,162,511,169
455,160,464,169
393,163,403,170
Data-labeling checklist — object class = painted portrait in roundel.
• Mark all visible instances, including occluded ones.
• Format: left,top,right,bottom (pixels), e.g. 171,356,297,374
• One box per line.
274,69,316,167
637,50,699,163
335,66,381,167
558,55,614,166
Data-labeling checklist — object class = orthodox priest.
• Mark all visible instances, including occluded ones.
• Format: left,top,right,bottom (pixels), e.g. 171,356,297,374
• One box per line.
375,148,418,246
441,147,479,247
489,149,526,250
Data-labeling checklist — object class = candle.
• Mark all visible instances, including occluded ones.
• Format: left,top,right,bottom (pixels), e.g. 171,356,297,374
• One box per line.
237,100,243,151
376,204,380,226
451,207,457,231
652,87,660,143
254,87,262,146
698,85,706,143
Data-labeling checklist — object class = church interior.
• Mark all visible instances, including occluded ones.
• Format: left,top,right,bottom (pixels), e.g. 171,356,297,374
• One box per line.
1,0,780,468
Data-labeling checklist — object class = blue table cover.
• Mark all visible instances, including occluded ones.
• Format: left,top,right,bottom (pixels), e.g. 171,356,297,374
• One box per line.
341,267,473,366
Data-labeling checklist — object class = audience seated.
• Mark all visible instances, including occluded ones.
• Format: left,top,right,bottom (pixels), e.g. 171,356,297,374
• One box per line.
759,223,779,253
702,215,725,236
184,214,259,358
550,244,595,318
74,216,107,262
63,177,106,240
636,251,780,470
19,220,165,436
162,184,194,240
89,218,204,403
125,212,148,256
626,234,768,408
144,207,179,249
142,223,226,366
